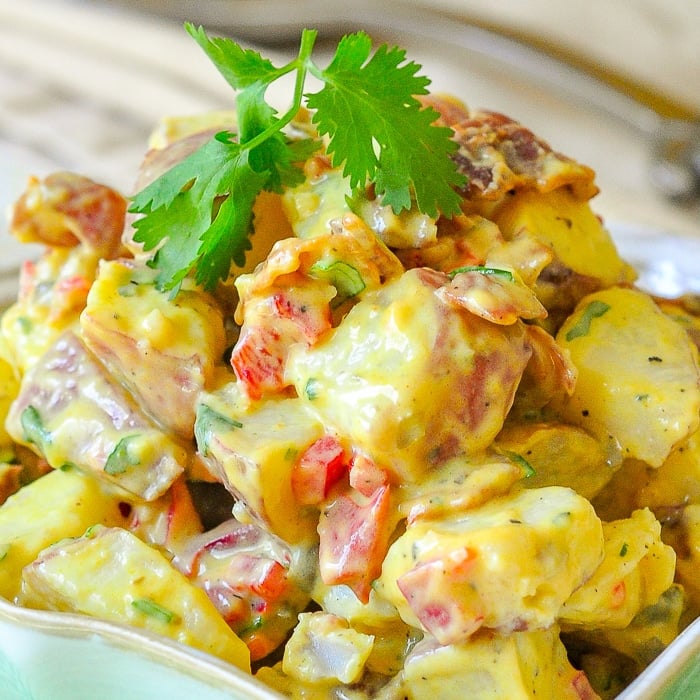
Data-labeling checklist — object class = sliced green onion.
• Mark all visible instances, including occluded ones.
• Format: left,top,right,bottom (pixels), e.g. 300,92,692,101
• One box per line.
310,259,366,306
565,300,611,341
447,265,514,281
131,598,177,624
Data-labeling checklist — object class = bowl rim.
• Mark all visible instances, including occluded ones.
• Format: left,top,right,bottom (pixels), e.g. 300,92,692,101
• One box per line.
0,594,283,699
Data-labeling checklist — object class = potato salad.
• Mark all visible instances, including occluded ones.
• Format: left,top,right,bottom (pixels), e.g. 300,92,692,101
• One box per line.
1,27,700,700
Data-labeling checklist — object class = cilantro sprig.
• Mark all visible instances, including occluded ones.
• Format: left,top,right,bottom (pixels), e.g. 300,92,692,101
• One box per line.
129,25,466,293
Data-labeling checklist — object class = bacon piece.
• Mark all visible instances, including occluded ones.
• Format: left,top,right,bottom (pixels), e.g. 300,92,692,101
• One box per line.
420,96,598,205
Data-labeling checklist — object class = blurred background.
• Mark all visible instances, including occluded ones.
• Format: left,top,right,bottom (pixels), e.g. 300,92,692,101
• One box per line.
1,0,698,300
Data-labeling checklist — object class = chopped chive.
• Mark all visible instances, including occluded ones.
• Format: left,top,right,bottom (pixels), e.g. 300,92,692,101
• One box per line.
131,598,177,624
503,450,536,478
565,300,611,341
21,405,52,448
447,265,514,281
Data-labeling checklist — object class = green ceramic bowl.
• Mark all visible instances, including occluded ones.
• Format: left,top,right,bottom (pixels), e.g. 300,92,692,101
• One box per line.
0,596,281,700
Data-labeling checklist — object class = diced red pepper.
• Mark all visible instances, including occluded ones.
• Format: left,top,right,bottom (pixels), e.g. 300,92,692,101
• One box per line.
225,553,289,601
349,451,389,498
397,547,483,644
610,580,626,608
231,288,331,400
292,434,348,505
230,325,287,400
272,289,331,343
180,519,310,661
318,485,392,603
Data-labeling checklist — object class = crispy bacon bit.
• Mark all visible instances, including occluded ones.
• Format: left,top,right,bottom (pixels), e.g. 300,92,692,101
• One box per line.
440,107,597,204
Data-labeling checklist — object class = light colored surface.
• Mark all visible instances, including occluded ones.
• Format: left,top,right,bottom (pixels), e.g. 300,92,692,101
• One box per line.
412,0,700,115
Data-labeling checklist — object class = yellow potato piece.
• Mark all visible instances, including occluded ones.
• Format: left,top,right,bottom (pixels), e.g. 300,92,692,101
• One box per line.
495,422,615,499
376,486,604,640
560,508,676,629
394,625,595,700
493,187,635,288
0,468,128,601
20,525,250,672
196,385,323,544
556,286,700,467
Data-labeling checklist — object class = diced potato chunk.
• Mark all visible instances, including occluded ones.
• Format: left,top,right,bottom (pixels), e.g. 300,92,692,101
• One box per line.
0,468,128,600
286,268,532,482
556,287,700,467
5,332,186,501
81,259,227,439
376,486,604,643
560,508,676,629
282,612,374,685
0,351,19,449
493,187,635,288
1,247,101,374
20,525,250,672
391,626,597,700
495,422,617,499
195,384,324,544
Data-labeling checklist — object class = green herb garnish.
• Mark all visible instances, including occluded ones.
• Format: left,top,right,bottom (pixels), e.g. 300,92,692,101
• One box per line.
129,25,465,294
448,265,514,281
131,598,177,624
304,377,321,401
503,450,536,479
194,404,243,456
310,259,366,306
565,300,611,341
20,405,51,448
104,435,141,475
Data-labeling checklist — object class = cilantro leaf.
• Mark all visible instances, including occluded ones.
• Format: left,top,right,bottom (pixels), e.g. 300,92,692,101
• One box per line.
307,32,465,217
193,150,268,289
236,85,317,192
131,137,266,292
185,22,282,90
129,26,466,292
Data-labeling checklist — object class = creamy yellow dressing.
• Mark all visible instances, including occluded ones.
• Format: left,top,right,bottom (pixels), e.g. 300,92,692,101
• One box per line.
0,97,698,700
